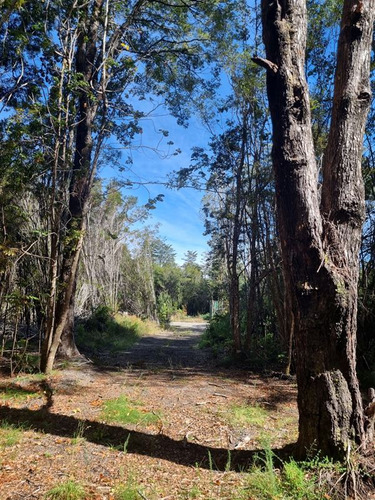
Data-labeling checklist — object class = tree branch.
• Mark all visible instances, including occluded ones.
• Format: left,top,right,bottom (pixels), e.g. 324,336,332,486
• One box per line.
251,56,278,74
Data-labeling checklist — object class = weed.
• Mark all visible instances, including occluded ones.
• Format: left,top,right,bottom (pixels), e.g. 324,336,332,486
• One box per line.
123,433,131,452
113,475,145,500
102,395,161,426
0,422,24,448
44,479,86,500
71,420,87,445
225,450,232,472
179,484,202,499
240,447,330,500
199,313,232,354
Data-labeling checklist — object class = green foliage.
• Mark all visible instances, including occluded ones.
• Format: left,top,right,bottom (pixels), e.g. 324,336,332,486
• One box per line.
199,313,286,369
246,333,287,371
157,292,174,329
101,395,161,426
199,313,232,354
76,308,154,354
44,480,86,500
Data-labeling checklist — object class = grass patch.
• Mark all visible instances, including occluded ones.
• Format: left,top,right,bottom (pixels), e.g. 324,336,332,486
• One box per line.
16,373,47,382
102,395,161,426
113,481,143,500
237,448,330,500
226,404,268,427
0,422,24,448
44,479,86,500
0,386,39,401
76,306,160,354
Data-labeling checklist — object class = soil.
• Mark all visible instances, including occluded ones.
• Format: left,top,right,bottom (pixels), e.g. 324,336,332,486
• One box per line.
0,321,299,499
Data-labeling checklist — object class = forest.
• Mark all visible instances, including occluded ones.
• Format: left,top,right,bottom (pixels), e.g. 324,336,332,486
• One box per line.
0,0,375,499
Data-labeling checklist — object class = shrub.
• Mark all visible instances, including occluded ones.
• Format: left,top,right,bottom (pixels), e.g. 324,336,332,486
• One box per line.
157,292,174,329
198,313,232,355
76,308,157,354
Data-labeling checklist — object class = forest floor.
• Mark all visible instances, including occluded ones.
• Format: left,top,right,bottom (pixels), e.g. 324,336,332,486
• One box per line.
0,321,300,499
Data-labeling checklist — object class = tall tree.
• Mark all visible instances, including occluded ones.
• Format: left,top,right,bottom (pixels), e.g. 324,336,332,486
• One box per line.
258,0,375,458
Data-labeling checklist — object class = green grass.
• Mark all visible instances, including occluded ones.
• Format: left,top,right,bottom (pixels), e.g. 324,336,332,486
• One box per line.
226,404,269,427
16,373,47,382
44,480,86,500
76,307,160,353
113,484,141,500
0,422,24,448
235,448,331,500
0,386,39,401
101,395,161,426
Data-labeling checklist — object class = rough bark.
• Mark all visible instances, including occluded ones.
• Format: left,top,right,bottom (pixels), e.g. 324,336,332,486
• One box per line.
259,0,375,458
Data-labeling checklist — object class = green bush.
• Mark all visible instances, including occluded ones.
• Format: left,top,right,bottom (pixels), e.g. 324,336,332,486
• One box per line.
199,313,286,370
246,333,286,371
198,312,232,355
157,292,174,329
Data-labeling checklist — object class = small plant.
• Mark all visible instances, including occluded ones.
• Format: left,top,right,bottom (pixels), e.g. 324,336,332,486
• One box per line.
102,395,161,426
71,420,87,445
0,422,24,448
113,476,144,500
44,479,86,500
179,484,202,499
241,447,329,500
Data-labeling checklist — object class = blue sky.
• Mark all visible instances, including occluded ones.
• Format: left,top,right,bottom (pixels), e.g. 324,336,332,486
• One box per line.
101,110,213,266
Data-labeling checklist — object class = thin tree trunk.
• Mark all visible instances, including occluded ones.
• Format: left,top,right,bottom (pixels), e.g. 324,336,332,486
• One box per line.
57,280,81,359
41,1,103,373
259,0,375,458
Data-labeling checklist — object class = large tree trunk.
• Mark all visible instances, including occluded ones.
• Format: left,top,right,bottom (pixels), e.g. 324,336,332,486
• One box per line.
259,0,375,458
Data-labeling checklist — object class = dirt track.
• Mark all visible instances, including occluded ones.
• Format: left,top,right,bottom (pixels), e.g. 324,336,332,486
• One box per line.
0,321,299,499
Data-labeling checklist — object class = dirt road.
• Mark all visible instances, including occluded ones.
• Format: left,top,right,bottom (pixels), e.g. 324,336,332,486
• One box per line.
0,321,298,499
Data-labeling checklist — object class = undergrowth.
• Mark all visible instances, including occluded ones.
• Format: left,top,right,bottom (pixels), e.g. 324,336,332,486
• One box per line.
236,448,334,500
199,312,286,370
76,306,159,353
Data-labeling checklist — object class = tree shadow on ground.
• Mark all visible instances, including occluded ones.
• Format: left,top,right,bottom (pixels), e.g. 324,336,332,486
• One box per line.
0,404,296,471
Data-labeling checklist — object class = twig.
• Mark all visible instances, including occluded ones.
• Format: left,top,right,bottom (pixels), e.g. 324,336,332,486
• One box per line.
213,392,228,398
